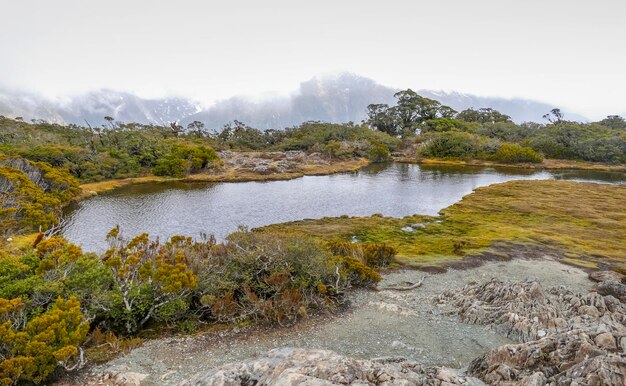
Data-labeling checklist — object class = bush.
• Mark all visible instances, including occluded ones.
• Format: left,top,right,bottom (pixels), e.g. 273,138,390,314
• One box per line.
0,156,80,235
328,240,396,268
0,296,89,385
422,118,479,133
489,143,543,163
198,230,337,325
419,132,481,159
102,228,198,334
367,140,390,163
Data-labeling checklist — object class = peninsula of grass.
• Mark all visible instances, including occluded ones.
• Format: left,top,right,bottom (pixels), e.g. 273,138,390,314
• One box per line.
260,180,626,270
394,157,626,173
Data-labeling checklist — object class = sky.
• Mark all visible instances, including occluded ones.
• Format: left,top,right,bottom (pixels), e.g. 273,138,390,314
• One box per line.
0,0,624,119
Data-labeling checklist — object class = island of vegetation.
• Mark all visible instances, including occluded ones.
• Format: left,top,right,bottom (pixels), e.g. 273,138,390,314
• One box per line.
1,91,625,384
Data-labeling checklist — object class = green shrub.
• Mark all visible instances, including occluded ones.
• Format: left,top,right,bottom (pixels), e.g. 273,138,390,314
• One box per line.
489,143,543,163
328,240,396,268
419,132,481,159
367,140,390,163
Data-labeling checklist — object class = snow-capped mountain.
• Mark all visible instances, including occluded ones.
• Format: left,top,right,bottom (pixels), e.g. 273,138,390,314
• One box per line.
0,74,588,128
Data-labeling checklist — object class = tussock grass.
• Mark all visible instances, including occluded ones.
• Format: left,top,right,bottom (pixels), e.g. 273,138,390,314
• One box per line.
261,180,626,270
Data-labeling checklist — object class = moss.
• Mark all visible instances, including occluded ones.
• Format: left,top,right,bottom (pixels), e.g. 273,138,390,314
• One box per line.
260,180,626,270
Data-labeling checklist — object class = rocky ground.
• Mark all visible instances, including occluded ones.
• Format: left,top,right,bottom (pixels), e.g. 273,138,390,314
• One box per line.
54,257,626,385
217,151,330,175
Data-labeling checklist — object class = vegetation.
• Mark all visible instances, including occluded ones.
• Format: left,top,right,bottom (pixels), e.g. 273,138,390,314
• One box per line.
0,155,80,236
1,90,625,383
0,117,400,184
262,180,626,271
366,90,626,165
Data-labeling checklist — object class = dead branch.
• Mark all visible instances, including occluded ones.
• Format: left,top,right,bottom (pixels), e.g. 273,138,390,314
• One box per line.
380,275,426,291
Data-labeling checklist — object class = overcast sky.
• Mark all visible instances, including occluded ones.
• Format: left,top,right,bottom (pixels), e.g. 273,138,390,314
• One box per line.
0,0,624,119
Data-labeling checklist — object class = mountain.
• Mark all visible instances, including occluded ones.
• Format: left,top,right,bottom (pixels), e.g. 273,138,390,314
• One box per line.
0,88,201,126
183,74,588,128
0,74,588,128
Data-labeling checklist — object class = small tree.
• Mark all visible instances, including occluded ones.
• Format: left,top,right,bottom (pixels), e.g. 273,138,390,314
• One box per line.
543,108,564,124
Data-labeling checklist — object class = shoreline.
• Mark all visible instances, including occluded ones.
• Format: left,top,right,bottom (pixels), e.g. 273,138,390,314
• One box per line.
76,155,626,201
394,156,626,172
76,158,369,201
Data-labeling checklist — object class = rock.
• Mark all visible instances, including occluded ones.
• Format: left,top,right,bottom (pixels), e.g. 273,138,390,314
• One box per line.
179,348,484,386
438,278,626,384
594,332,617,350
104,371,148,386
410,223,427,230
589,270,625,283
520,372,547,386
592,280,626,303
401,226,414,233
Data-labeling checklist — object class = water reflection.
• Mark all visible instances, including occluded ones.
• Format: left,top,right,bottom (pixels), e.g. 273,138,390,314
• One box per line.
63,163,625,252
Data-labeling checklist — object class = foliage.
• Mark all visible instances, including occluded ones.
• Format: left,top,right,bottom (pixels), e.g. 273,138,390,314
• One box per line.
0,117,222,182
328,240,396,268
526,122,626,163
421,118,479,133
102,227,198,334
488,143,543,163
419,132,481,159
456,108,512,124
597,115,626,129
0,156,80,235
279,122,400,157
0,296,89,385
367,140,391,163
367,89,456,136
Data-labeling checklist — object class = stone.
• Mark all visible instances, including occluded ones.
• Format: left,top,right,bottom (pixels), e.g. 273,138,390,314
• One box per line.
179,348,484,386
592,280,626,303
589,270,625,283
106,371,148,386
594,332,617,350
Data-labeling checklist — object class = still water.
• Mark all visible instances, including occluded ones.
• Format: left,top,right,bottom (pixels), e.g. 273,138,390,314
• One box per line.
63,163,626,252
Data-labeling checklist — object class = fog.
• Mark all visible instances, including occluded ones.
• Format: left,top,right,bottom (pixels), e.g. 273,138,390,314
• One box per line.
0,0,625,119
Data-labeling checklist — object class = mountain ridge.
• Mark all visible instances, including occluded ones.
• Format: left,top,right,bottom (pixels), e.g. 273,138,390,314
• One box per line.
0,74,589,128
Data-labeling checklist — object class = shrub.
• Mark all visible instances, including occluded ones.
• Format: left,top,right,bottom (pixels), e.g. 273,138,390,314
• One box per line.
0,296,89,385
102,228,198,334
198,230,337,326
419,132,481,159
328,241,396,268
367,140,391,163
333,255,381,288
489,143,543,163
422,118,478,133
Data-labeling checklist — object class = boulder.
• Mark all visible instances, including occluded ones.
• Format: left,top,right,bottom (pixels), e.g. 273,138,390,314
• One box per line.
589,270,625,283
593,280,626,303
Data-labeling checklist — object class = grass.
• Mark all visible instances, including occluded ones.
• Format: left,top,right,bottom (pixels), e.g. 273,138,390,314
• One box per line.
396,157,626,173
260,180,626,270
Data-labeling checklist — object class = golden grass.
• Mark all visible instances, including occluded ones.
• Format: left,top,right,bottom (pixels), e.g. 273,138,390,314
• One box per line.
261,180,626,270
395,157,626,173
